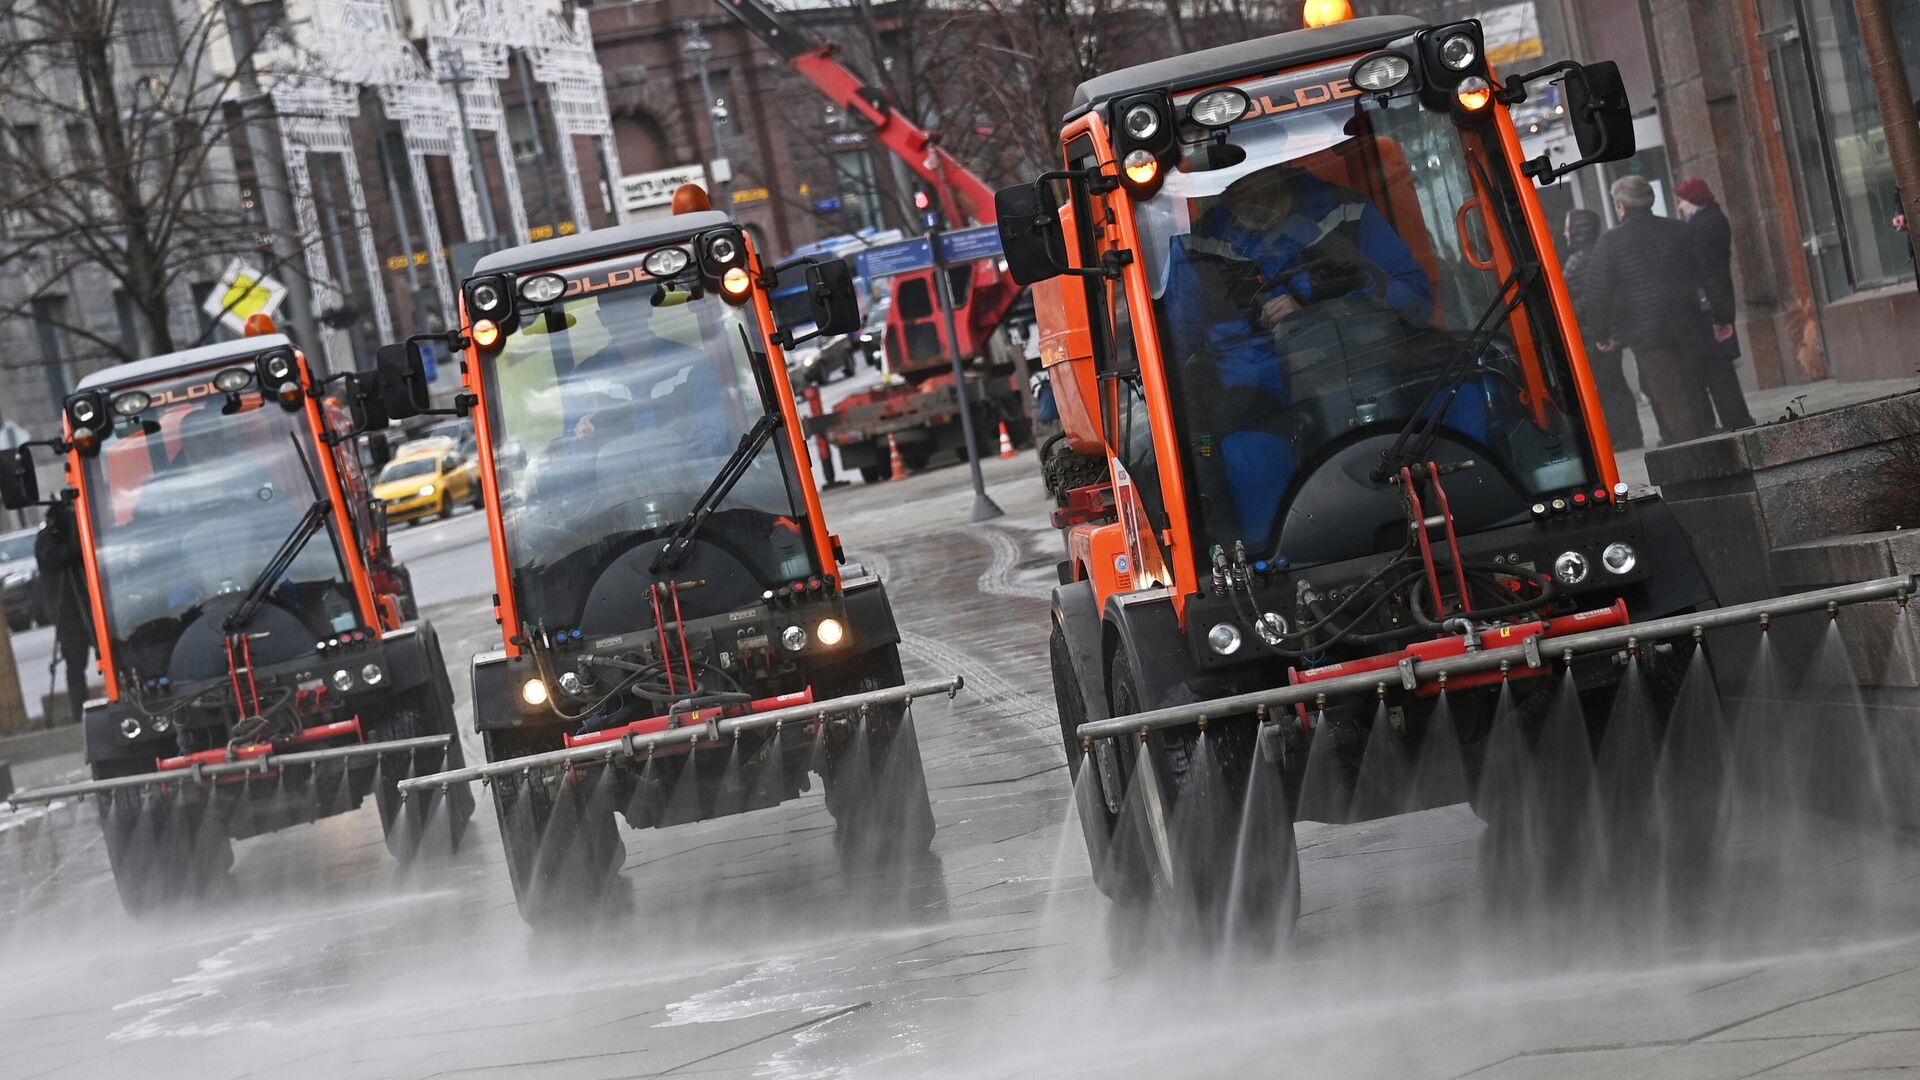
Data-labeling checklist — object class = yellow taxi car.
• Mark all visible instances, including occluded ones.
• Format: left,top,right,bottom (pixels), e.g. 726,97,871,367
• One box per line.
374,440,481,525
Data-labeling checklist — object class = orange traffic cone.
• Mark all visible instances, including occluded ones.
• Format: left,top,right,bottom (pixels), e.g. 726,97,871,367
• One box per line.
888,434,909,481
996,420,1017,459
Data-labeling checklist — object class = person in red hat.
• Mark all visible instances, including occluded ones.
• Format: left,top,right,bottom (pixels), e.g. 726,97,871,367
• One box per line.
1675,176,1754,431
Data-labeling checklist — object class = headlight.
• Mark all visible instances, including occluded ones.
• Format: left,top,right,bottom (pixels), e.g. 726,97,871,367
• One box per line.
521,678,549,706
781,625,807,652
1122,102,1160,141
643,247,691,278
119,716,143,740
1439,32,1478,71
816,618,844,646
1553,550,1590,585
1254,612,1288,647
468,279,506,315
213,367,253,393
1352,52,1413,92
70,396,100,425
1602,542,1637,575
705,233,740,266
1123,148,1158,185
261,350,294,382
1188,88,1250,128
330,668,355,692
518,273,566,304
1456,75,1493,111
360,663,383,686
417,484,436,497
1206,622,1242,656
111,390,152,416
721,266,752,299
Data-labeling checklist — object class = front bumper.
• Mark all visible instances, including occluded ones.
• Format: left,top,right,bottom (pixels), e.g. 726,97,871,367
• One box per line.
382,493,442,522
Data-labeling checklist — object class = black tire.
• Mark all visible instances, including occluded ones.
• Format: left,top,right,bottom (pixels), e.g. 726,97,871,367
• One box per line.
369,628,476,863
488,736,624,930
94,766,233,917
899,443,933,473
439,496,454,520
820,643,935,867
1109,649,1300,947
406,517,421,528
859,464,886,484
6,612,28,632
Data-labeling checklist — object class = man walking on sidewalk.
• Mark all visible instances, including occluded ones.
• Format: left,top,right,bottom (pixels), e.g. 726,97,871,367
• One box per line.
1675,177,1755,431
1583,175,1726,445
34,496,91,727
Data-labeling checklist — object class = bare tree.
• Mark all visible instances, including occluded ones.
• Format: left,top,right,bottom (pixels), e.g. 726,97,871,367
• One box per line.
0,0,333,365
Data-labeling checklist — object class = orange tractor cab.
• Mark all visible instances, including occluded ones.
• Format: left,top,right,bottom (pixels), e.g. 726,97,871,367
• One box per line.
0,332,470,914
995,15,1910,932
386,202,958,928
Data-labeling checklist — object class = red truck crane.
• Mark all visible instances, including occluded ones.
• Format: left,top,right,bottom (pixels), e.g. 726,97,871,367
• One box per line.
714,0,1031,479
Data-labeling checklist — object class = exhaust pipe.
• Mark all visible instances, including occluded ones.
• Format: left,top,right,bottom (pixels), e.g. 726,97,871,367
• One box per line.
398,675,965,795
1076,574,1917,742
2,734,454,807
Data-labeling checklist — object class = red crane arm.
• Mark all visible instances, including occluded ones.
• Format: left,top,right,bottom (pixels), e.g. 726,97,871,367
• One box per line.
713,0,996,225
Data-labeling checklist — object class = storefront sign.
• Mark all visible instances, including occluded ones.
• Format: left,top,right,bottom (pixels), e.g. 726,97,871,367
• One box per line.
621,165,708,212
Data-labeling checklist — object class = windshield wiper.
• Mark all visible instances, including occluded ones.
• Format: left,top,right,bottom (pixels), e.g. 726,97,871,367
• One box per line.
1372,263,1541,483
650,412,783,576
222,497,333,634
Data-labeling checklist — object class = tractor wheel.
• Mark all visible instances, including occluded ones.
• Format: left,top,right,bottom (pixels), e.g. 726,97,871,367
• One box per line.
1052,620,1137,902
368,631,474,864
1109,649,1299,948
95,767,233,918
820,643,935,868
488,735,624,930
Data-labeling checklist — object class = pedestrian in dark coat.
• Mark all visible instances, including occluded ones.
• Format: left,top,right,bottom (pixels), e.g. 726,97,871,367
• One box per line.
1675,176,1754,431
1562,208,1644,450
34,496,91,727
1582,175,1726,445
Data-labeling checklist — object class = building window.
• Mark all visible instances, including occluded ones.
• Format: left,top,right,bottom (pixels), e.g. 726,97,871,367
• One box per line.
31,296,73,410
112,290,144,356
124,0,178,67
65,122,95,173
1789,0,1920,292
508,103,541,164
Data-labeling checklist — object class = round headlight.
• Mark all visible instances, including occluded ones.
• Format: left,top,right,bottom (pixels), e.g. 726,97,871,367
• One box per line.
643,247,691,278
469,281,504,314
1602,542,1637,575
521,678,549,706
816,618,844,646
722,266,752,298
1439,32,1478,71
330,668,355,693
262,352,293,381
1123,148,1159,185
70,398,99,425
1553,550,1590,585
781,625,808,652
1456,75,1494,112
1254,612,1289,647
213,367,253,393
360,663,383,686
472,319,500,348
1122,103,1161,141
111,390,152,417
418,484,436,497
119,716,143,740
1188,88,1250,128
1207,622,1243,656
518,274,565,304
705,234,740,266
1352,53,1413,92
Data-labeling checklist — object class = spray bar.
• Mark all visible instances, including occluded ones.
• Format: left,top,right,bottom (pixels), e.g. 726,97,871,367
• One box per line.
1076,574,1918,742
397,675,965,795
1,734,454,807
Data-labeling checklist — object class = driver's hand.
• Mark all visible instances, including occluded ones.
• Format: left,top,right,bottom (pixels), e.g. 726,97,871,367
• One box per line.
1260,293,1301,328
574,413,596,440
1713,323,1735,343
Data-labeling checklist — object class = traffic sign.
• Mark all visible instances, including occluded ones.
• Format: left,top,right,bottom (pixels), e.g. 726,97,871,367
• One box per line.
855,237,935,280
937,225,1003,264
202,258,288,336
814,196,844,214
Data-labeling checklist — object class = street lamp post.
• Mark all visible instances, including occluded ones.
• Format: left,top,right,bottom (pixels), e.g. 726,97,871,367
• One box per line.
1855,0,1920,280
683,20,731,208
439,52,502,242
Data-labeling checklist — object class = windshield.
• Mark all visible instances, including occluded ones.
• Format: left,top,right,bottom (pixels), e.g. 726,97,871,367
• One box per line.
81,376,358,683
483,266,813,632
1135,65,1591,565
379,457,440,483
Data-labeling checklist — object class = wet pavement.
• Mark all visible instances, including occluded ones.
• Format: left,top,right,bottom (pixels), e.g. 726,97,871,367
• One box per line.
6,452,1920,1079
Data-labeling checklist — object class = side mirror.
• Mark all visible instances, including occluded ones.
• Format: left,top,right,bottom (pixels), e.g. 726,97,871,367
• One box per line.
805,259,862,338
995,182,1069,286
1566,61,1635,165
0,447,37,510
375,342,431,421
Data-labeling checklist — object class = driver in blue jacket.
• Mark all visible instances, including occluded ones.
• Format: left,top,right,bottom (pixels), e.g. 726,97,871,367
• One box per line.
1161,165,1436,542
